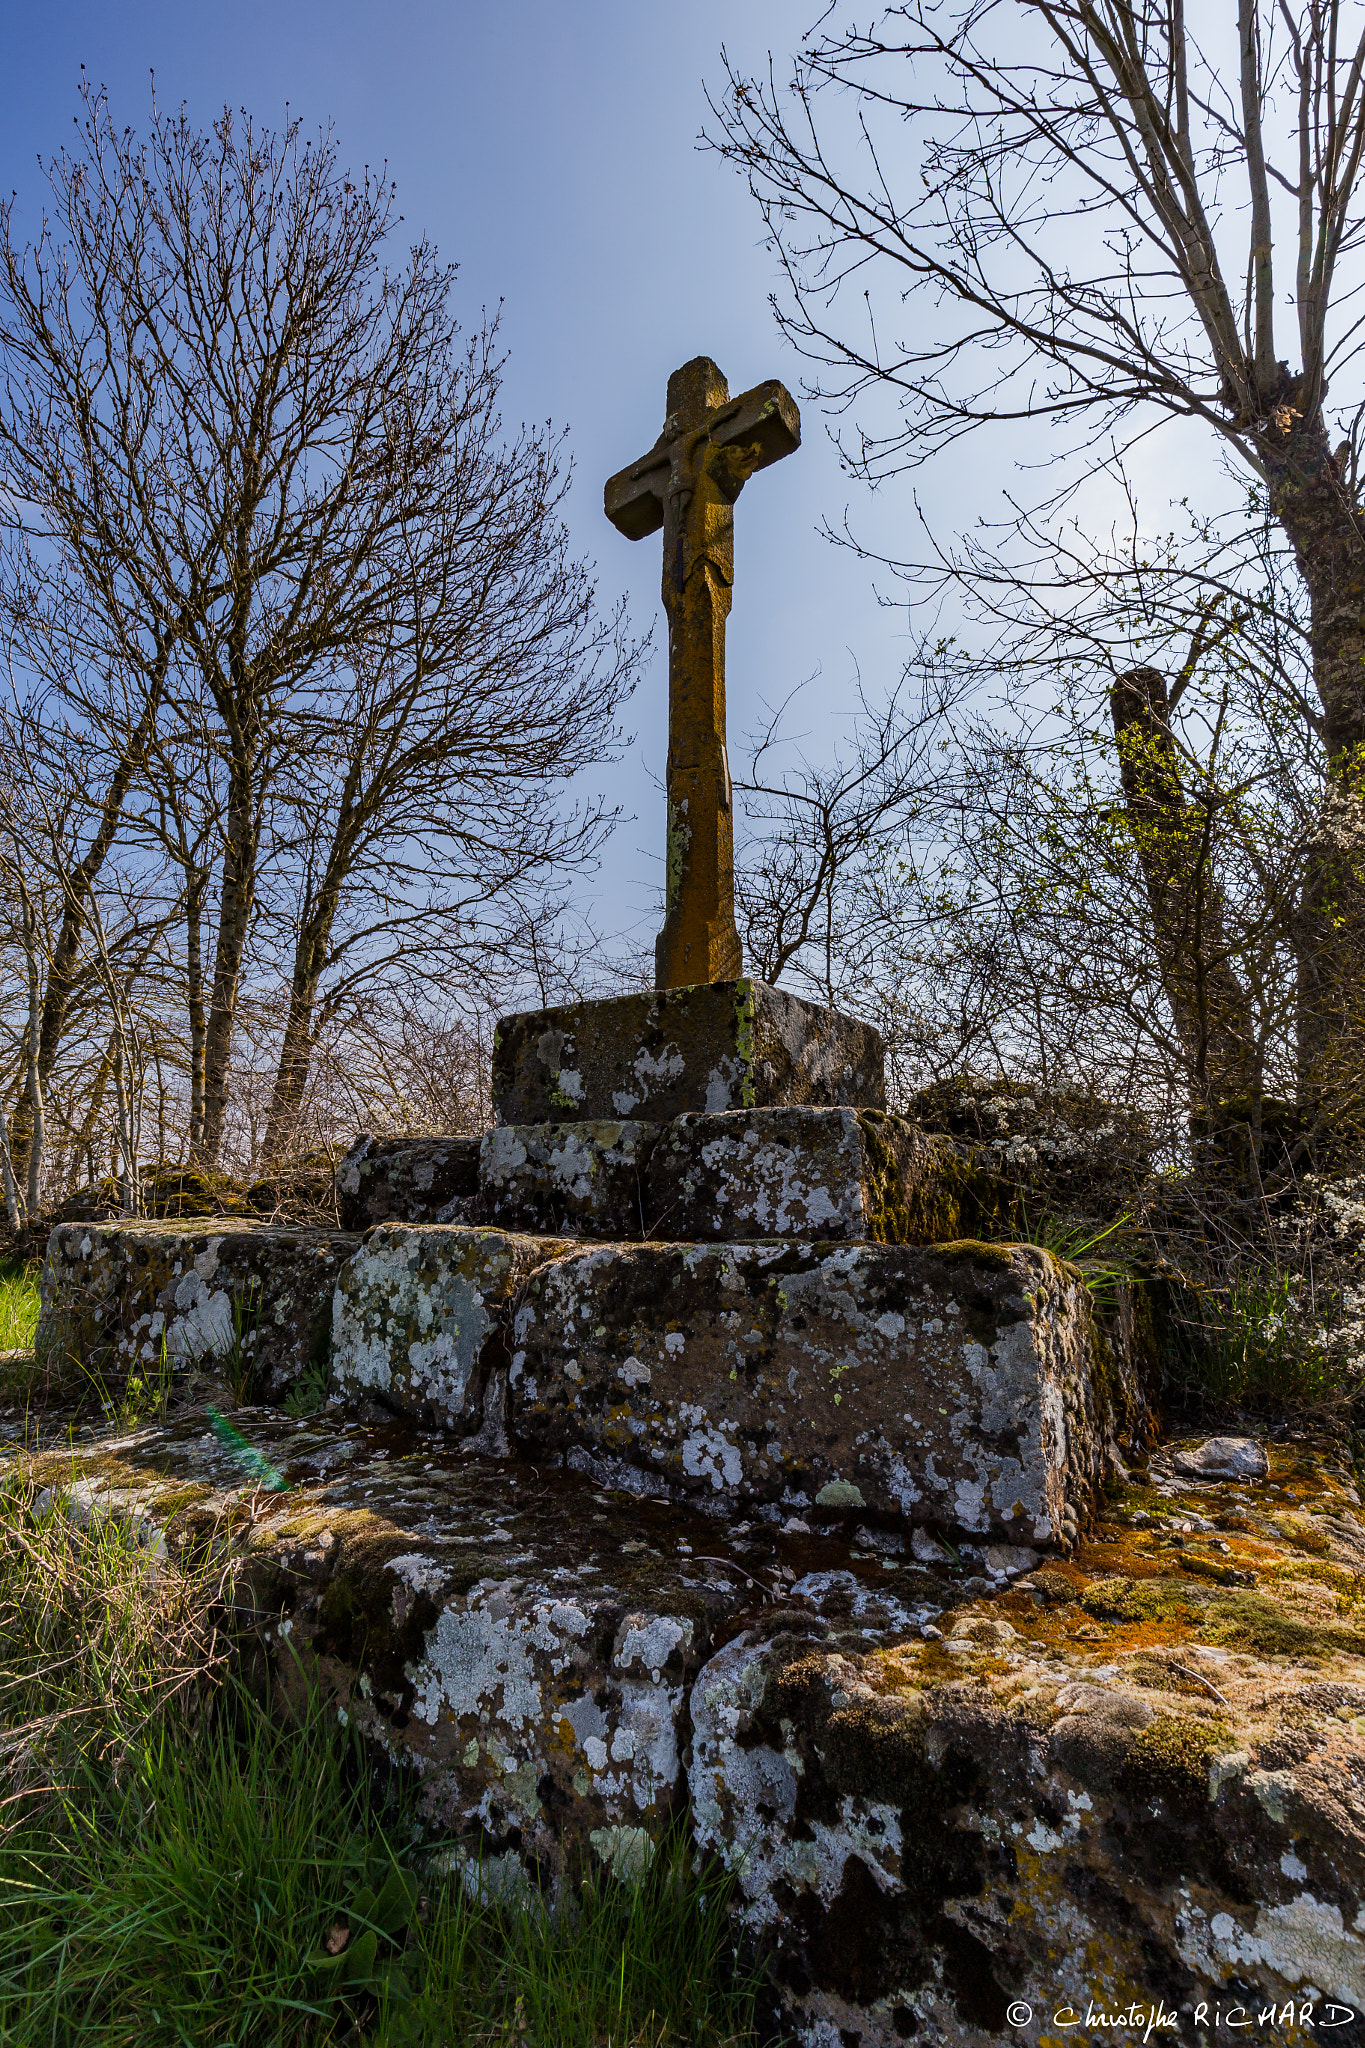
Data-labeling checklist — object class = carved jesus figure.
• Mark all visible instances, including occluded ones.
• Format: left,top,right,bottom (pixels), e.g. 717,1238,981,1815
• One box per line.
604,356,801,988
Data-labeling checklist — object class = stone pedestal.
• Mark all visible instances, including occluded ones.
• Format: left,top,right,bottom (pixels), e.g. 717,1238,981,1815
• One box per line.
508,1239,1102,1542
491,979,885,1125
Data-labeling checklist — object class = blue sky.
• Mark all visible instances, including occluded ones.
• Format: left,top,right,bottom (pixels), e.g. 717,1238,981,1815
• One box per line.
0,1,1060,960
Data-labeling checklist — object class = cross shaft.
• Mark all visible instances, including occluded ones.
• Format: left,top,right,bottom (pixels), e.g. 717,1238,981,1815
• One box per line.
605,356,800,988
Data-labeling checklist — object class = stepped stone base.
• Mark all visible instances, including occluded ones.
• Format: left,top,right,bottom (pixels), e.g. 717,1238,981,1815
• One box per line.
6,1405,1363,2041
476,1108,1002,1245
37,1221,359,1403
492,979,885,1125
336,1135,481,1232
331,1225,575,1433
511,1240,1106,1543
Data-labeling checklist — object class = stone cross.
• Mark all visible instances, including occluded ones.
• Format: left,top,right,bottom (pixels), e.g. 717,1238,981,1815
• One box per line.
605,356,800,989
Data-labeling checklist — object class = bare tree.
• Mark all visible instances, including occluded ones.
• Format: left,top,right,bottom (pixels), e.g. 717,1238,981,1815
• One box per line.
711,1,1365,1106
258,336,635,1166
0,85,630,1167
736,662,966,1003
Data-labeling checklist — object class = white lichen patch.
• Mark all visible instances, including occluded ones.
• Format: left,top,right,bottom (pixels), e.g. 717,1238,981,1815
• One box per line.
513,1238,1106,1544
331,1225,553,1429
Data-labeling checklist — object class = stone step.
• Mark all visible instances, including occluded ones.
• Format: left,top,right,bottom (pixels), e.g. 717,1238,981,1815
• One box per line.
641,1107,996,1243
509,1238,1110,1545
3,1404,948,1881
37,1221,360,1404
492,978,884,1124
336,1134,481,1232
331,1223,576,1434
6,1401,1360,2038
477,1121,656,1238
474,1107,1007,1244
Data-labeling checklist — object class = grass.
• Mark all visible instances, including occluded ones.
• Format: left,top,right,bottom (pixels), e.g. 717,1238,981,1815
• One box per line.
0,1258,40,1352
1011,1204,1135,1319
1174,1267,1354,1416
0,1462,759,2048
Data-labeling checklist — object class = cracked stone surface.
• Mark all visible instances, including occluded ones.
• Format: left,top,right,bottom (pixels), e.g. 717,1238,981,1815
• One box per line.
336,1135,481,1231
331,1225,575,1432
491,980,885,1125
509,1239,1111,1543
37,1221,360,1403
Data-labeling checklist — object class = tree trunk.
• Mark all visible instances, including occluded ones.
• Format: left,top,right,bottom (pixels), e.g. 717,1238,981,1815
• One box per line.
185,868,208,1154
197,758,261,1166
1259,412,1365,1117
8,671,165,1186
1110,666,1259,1105
260,874,344,1167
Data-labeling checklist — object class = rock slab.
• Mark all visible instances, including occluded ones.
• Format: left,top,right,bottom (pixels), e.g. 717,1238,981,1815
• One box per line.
510,1239,1109,1541
37,1221,359,1403
477,1121,656,1238
336,1135,481,1231
643,1106,995,1244
491,979,885,1126
331,1225,574,1432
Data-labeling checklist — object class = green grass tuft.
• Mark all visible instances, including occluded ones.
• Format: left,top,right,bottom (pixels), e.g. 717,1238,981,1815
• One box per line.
1184,1269,1352,1415
0,1455,757,2047
0,1257,40,1352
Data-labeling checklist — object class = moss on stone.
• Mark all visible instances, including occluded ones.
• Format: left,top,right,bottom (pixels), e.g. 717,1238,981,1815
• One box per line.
1080,1575,1206,1627
1200,1586,1365,1657
1271,1514,1332,1555
1119,1712,1233,1811
823,1695,932,1803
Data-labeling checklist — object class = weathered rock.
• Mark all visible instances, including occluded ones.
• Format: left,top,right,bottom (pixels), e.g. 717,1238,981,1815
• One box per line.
691,1435,1365,2046
335,1135,482,1231
37,1221,359,1403
476,1122,656,1238
331,1225,574,1432
1173,1435,1270,1481
908,1075,1152,1221
642,1107,1002,1244
492,980,885,1126
1,1403,936,1881
6,1402,1364,2040
510,1239,1114,1542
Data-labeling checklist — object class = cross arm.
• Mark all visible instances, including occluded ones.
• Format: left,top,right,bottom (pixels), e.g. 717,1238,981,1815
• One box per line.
604,446,669,542
708,379,801,473
603,378,801,542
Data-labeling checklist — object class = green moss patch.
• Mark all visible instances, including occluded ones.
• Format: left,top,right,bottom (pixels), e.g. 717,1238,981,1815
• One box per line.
1120,1712,1233,1811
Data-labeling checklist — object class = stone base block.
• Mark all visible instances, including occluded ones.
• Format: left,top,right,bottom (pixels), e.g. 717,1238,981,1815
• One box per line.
477,1122,656,1238
492,979,885,1125
510,1240,1109,1542
643,1107,1002,1244
37,1221,359,1403
336,1135,481,1231
692,1596,1365,2046
331,1225,574,1433
909,1075,1152,1221
6,1405,930,1880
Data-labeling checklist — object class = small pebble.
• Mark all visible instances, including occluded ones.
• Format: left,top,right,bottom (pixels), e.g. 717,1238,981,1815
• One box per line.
920,1623,943,1641
781,1516,811,1536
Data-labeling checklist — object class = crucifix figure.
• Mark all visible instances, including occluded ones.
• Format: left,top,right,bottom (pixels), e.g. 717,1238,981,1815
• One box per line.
605,356,800,988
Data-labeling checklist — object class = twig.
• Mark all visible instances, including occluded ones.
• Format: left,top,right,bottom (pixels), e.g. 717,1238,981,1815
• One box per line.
1169,1661,1230,1707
